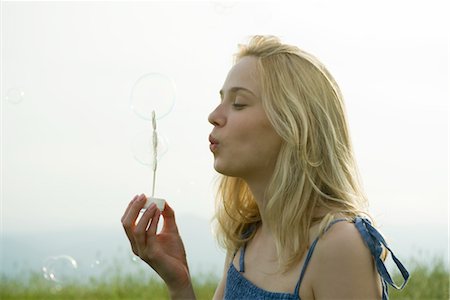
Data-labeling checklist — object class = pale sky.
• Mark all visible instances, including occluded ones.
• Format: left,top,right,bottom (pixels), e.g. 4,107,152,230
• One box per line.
2,0,448,238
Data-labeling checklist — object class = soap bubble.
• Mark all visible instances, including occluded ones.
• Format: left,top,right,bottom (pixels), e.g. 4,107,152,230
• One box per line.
88,257,104,280
130,73,176,121
131,130,169,168
4,88,25,104
211,1,237,14
130,253,140,263
90,259,101,269
50,284,63,293
42,255,78,284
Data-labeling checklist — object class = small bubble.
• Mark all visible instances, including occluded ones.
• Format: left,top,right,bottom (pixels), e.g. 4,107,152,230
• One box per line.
49,284,63,294
4,88,25,104
90,259,101,268
88,258,104,279
211,1,237,14
42,255,78,285
131,254,140,263
130,73,176,121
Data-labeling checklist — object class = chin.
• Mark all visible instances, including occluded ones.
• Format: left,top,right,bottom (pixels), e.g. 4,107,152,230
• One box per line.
213,161,237,177
213,164,227,175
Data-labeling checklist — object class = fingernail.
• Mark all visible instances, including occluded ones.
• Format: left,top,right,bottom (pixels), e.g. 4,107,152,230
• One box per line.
144,203,156,212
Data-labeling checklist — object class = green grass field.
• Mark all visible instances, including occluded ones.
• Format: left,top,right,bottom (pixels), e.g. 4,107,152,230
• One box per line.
1,257,448,300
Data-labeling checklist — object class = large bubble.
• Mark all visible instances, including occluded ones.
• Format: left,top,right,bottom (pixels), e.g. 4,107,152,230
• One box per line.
130,73,176,121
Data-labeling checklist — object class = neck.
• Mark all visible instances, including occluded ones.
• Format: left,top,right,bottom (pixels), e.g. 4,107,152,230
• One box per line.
244,174,332,239
244,175,273,237
241,175,281,264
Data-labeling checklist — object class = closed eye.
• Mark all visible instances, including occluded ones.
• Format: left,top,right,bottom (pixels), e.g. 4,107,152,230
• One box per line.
232,103,247,109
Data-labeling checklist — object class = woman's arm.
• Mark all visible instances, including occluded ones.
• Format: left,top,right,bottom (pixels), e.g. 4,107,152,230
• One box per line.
121,194,196,299
311,221,382,300
212,251,232,300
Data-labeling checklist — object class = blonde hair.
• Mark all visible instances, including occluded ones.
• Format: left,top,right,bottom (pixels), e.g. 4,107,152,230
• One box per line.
213,35,370,271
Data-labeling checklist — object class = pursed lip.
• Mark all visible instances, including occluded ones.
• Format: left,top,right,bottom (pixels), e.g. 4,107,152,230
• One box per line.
209,135,219,152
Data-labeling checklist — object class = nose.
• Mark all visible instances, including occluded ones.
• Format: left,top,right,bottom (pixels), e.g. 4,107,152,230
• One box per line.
208,104,225,127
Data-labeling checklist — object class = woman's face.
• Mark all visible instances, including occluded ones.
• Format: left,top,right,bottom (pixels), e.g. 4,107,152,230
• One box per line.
208,56,282,183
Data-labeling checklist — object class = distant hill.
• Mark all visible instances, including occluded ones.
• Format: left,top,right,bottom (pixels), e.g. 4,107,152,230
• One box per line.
1,214,225,282
1,214,447,283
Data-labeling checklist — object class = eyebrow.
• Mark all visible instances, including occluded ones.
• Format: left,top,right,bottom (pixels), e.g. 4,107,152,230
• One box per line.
219,87,257,99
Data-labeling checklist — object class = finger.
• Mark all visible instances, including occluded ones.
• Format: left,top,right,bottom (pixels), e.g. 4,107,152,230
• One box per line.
161,202,178,234
147,207,161,237
134,203,157,247
124,194,147,227
121,194,141,237
121,194,139,223
122,194,147,252
121,195,139,254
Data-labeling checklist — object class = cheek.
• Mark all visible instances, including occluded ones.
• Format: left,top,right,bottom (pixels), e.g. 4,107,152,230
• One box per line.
243,128,282,160
255,137,282,160
223,118,254,144
226,113,282,157
255,118,282,148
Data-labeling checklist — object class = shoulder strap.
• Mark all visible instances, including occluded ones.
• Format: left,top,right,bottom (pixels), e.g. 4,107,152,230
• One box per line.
235,223,258,273
238,244,246,273
293,218,348,295
354,217,410,300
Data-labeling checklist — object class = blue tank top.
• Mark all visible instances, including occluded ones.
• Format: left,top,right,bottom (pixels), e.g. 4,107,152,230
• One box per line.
223,217,409,300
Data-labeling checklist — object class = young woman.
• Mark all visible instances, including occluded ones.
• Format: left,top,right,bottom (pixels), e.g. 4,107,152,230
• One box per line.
121,35,409,299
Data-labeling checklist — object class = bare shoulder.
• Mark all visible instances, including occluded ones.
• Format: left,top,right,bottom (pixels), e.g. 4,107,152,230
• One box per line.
212,251,232,300
310,221,381,299
317,221,370,261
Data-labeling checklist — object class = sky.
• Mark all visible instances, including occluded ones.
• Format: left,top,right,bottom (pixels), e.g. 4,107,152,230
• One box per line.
1,0,448,256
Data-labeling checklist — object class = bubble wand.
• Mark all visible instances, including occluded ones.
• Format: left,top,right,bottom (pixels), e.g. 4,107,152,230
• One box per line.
151,110,157,197
143,110,165,211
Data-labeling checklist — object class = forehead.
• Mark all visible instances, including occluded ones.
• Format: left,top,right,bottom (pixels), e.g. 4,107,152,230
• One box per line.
221,56,261,97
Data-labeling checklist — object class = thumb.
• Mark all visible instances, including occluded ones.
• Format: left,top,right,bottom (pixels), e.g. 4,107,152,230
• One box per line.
161,201,179,233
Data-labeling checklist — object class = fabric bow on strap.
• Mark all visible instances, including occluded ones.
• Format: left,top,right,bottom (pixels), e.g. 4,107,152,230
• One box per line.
354,217,410,300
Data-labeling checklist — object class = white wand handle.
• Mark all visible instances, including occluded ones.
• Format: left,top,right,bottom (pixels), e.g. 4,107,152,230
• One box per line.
143,110,165,211
151,110,157,197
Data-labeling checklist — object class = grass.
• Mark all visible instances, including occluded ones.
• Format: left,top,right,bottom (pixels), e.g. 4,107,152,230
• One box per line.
1,257,448,299
0,267,219,300
389,257,449,300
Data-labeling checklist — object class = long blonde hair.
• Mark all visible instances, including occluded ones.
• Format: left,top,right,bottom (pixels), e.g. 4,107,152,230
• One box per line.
213,35,370,270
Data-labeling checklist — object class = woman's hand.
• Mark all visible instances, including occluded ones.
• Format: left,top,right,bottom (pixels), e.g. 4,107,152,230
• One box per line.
121,194,195,299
